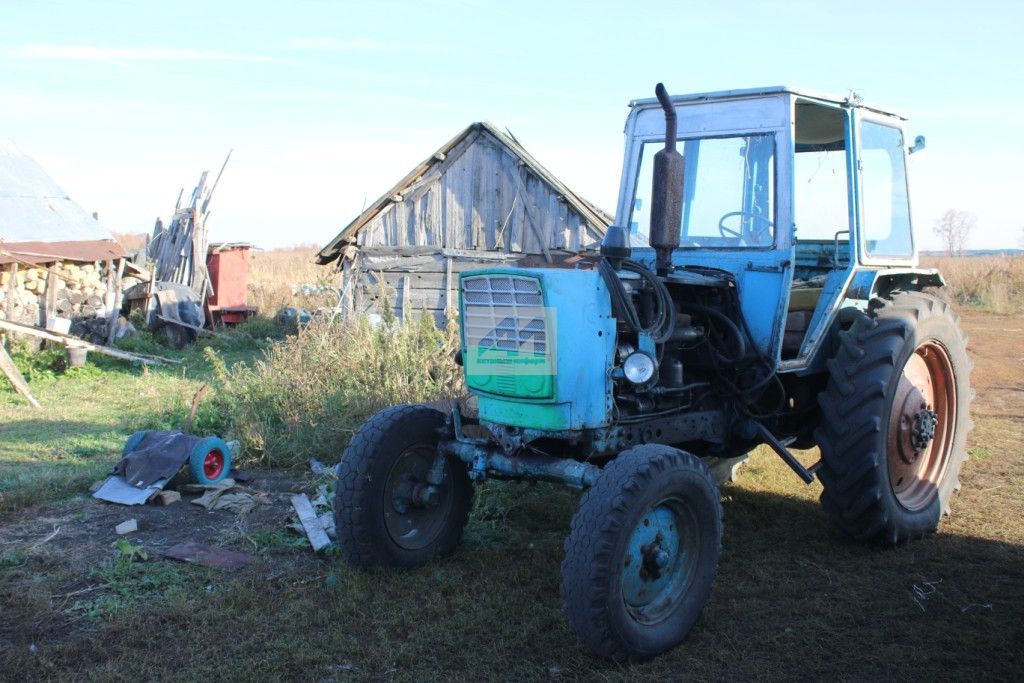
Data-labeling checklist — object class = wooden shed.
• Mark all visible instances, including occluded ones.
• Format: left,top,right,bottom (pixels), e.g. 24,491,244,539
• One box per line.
0,140,127,341
315,122,612,322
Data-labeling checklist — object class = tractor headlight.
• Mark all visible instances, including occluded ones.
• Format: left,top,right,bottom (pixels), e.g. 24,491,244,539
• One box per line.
622,352,656,385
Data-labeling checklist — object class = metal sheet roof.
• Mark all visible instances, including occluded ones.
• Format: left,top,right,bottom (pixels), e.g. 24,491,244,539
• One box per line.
0,140,118,246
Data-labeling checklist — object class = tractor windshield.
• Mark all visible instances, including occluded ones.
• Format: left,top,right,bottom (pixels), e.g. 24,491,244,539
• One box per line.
629,134,775,248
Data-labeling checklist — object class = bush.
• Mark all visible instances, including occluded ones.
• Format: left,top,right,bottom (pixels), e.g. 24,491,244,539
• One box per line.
201,311,463,468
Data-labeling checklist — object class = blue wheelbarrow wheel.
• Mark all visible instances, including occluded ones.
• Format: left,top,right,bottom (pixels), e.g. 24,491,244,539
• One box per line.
188,436,233,485
122,430,153,456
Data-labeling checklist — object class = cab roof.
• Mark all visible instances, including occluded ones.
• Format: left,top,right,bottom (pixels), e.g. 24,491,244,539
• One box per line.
629,86,906,120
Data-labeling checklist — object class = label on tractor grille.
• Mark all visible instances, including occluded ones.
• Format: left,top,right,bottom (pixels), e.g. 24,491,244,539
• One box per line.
461,274,555,399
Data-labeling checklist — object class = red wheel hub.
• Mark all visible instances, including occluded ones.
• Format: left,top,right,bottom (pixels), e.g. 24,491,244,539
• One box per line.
887,341,956,511
203,449,225,480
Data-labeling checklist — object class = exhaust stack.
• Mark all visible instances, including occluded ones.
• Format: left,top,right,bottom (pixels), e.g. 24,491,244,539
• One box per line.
649,83,683,275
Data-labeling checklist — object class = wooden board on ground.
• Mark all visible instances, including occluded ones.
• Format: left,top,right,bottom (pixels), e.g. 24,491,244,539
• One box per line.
291,493,332,552
0,342,40,408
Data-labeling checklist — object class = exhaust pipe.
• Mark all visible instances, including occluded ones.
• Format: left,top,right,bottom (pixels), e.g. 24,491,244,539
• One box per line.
649,83,683,275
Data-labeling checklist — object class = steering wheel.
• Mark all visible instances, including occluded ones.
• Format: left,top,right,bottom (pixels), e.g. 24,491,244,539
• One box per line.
718,211,774,245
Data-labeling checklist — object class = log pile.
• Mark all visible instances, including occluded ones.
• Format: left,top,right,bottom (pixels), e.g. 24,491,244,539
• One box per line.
0,261,140,343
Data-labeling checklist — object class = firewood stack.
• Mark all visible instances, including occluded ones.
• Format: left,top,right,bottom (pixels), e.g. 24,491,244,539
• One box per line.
0,261,141,343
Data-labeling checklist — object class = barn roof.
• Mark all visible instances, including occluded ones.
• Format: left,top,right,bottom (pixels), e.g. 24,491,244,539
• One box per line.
316,122,613,264
0,140,122,264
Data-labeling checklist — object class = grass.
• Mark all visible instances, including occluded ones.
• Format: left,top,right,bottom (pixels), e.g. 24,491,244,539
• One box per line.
0,329,264,513
0,440,1020,680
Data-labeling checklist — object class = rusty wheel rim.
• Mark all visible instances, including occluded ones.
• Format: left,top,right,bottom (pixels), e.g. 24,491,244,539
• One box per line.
887,341,957,511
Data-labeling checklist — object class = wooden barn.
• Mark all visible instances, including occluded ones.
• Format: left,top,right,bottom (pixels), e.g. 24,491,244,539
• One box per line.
315,122,612,322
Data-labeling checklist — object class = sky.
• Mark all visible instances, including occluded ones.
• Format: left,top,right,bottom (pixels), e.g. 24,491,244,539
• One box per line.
1,0,1022,251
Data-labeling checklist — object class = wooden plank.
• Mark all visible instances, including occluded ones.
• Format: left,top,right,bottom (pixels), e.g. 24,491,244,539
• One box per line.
5,263,16,320
462,143,476,248
398,276,410,321
0,342,40,408
44,270,58,321
444,257,453,315
365,271,448,289
291,494,332,552
342,258,354,319
511,168,552,262
106,258,126,345
364,286,446,310
0,319,180,365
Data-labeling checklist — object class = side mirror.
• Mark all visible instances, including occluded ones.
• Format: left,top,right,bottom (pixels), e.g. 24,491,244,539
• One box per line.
908,135,926,155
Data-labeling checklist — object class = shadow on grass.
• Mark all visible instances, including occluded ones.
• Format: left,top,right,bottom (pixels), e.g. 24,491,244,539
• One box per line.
0,482,1020,680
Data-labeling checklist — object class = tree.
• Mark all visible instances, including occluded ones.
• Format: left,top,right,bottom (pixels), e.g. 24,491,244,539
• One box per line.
932,209,976,256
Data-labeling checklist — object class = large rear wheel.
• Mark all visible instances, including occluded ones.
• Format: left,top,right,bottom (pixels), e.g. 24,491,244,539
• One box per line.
334,404,473,567
815,291,971,544
561,444,722,661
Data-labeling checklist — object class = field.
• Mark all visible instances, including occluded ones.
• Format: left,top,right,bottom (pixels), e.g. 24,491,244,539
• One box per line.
0,253,1021,680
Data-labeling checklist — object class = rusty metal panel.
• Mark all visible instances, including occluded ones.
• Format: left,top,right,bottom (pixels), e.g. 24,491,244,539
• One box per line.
206,245,252,309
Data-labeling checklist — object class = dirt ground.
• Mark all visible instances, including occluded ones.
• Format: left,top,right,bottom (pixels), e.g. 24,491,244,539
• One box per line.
0,471,303,573
0,309,1021,681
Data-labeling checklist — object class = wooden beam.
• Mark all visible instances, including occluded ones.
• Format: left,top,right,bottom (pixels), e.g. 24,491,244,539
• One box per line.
106,258,126,345
5,263,16,321
0,319,179,366
0,342,40,408
443,256,453,318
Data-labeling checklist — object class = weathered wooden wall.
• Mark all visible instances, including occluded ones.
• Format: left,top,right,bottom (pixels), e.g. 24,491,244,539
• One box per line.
340,248,525,324
355,130,604,255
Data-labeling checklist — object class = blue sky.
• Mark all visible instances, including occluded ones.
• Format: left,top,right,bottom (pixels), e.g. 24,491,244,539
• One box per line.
1,0,1021,250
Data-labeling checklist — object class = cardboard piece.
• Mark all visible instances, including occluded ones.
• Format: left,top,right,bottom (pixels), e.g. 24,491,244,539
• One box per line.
93,475,168,506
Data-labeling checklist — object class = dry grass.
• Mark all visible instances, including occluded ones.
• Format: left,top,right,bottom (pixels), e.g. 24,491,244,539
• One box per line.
198,313,464,468
923,254,1024,314
246,245,338,318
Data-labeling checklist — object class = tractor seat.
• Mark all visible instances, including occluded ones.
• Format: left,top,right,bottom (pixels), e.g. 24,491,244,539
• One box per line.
783,286,824,357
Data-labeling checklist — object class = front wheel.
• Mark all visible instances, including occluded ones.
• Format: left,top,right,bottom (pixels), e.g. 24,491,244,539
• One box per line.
561,444,723,661
334,404,473,568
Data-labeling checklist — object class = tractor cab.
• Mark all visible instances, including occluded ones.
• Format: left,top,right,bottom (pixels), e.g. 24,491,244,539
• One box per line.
618,87,931,370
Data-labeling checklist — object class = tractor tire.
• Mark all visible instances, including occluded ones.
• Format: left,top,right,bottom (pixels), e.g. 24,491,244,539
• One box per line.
334,404,473,568
561,444,723,661
815,291,971,545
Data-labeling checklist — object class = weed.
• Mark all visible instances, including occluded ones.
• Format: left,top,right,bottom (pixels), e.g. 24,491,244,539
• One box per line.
111,539,149,564
968,447,991,461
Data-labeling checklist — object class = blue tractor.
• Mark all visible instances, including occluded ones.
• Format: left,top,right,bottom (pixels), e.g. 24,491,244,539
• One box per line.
333,85,971,660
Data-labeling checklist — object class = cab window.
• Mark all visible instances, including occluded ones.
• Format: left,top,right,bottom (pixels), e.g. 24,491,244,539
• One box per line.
860,121,913,258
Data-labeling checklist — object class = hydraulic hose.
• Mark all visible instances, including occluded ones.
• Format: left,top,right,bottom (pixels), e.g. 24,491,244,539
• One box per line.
598,258,675,344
